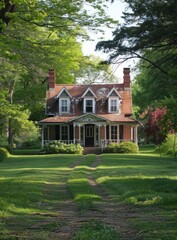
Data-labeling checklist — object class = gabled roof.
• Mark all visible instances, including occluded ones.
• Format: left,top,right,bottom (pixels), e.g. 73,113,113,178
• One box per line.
39,113,138,124
67,113,109,123
81,87,97,98
55,87,72,99
106,87,122,99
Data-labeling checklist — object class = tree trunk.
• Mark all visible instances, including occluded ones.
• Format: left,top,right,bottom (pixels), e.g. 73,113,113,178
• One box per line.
7,84,14,152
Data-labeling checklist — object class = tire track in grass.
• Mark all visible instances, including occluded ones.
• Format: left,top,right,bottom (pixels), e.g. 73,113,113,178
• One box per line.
31,156,86,240
86,155,140,240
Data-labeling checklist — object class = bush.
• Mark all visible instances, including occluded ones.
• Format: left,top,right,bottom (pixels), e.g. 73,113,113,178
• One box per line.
41,141,83,154
160,134,177,156
103,141,139,154
0,148,9,162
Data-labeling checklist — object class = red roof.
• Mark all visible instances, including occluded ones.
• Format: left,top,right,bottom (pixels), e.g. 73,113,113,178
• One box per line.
39,113,137,124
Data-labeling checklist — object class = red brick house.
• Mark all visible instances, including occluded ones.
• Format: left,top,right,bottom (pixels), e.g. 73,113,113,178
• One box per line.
39,68,138,150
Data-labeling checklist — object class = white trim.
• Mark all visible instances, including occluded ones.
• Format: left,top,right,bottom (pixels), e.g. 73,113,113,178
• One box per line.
59,97,70,114
81,87,97,98
106,87,122,99
55,87,72,99
108,97,120,113
83,97,95,114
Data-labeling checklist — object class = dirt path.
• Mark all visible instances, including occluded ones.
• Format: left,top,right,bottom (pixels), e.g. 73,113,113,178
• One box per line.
34,155,144,239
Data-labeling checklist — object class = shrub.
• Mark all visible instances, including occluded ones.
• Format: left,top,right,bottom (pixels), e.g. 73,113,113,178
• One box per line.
41,141,83,154
160,134,177,156
103,141,139,154
119,141,139,153
0,148,9,162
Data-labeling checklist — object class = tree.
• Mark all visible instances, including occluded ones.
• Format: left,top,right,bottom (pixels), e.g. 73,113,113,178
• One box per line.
0,0,117,148
0,90,38,150
132,52,177,113
75,55,118,84
144,108,167,145
96,0,177,75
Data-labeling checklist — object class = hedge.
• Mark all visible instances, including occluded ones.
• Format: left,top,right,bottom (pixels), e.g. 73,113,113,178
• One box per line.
103,141,139,154
41,141,83,154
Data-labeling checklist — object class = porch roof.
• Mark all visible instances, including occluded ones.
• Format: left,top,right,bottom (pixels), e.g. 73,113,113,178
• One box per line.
39,113,138,124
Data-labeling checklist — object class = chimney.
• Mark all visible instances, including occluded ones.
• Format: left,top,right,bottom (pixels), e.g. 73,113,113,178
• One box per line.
123,68,130,89
48,68,55,90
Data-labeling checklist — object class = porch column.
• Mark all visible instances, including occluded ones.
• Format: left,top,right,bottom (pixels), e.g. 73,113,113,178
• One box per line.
73,124,76,144
41,125,44,147
134,126,138,144
104,125,106,141
117,125,120,143
98,124,101,147
78,124,81,144
109,125,111,143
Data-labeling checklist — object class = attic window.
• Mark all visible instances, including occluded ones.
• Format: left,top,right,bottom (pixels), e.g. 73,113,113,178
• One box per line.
86,100,93,112
83,98,95,113
110,99,117,112
59,98,70,113
108,97,120,113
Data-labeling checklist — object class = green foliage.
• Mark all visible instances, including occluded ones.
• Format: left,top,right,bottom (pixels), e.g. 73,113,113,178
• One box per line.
160,134,177,156
74,221,119,240
42,141,83,154
97,1,177,73
104,141,139,154
0,147,9,162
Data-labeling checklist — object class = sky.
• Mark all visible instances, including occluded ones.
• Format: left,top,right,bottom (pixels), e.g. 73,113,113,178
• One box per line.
82,0,135,82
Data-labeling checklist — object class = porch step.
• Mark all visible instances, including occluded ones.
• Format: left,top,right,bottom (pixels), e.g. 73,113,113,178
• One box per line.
83,147,102,155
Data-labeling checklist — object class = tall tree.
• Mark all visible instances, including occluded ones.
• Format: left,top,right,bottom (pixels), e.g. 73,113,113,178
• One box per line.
75,55,118,84
96,0,177,75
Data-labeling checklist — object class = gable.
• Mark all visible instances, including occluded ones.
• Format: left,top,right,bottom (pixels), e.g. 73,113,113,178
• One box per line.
107,88,122,99
56,88,72,99
81,88,97,98
68,113,109,123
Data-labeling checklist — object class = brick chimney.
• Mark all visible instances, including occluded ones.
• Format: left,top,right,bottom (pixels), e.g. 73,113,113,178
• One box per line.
48,68,55,90
123,68,130,89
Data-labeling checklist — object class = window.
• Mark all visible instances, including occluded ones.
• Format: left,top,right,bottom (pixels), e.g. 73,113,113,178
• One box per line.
111,126,117,140
86,126,93,137
59,98,70,113
61,99,68,112
108,98,119,113
110,99,117,112
95,127,99,142
83,98,95,113
86,100,93,112
61,126,68,140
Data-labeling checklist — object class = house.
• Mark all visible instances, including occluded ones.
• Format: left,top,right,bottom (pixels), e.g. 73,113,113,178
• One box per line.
39,68,139,150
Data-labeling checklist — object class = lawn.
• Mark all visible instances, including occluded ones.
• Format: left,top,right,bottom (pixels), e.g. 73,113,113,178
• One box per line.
0,148,177,239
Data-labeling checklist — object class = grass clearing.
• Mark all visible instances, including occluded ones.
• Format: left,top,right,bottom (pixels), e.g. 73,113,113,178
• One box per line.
67,155,101,211
73,221,119,240
0,147,177,239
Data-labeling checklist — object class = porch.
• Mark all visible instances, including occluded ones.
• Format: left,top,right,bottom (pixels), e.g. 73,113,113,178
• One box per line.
41,123,138,150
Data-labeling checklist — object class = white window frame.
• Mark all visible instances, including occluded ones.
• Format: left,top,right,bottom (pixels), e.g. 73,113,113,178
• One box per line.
59,97,70,114
83,97,95,113
108,97,120,113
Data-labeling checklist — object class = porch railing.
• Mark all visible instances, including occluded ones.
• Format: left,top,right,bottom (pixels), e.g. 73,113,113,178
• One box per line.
43,140,75,146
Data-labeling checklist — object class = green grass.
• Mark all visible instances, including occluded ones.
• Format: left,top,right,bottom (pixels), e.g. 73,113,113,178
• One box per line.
73,221,119,240
0,147,177,239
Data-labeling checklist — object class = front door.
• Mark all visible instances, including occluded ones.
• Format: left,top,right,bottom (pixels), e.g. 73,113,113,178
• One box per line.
85,124,94,147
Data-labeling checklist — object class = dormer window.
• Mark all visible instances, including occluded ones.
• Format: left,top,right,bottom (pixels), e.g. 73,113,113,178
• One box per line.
56,88,72,114
86,99,93,113
82,88,96,114
109,98,119,113
60,98,69,113
110,99,118,112
107,88,122,114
